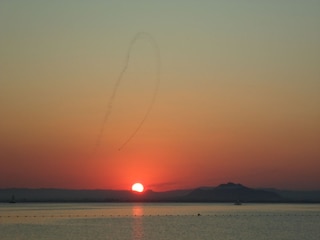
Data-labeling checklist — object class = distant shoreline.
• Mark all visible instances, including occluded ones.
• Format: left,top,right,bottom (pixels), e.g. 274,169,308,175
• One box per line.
2,183,320,204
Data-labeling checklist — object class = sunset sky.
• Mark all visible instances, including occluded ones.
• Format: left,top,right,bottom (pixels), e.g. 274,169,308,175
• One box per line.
1,1,319,191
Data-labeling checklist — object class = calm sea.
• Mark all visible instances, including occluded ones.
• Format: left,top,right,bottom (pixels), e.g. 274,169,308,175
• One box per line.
0,203,319,240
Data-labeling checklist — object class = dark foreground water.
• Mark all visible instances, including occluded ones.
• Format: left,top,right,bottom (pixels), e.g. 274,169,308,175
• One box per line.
1,203,319,240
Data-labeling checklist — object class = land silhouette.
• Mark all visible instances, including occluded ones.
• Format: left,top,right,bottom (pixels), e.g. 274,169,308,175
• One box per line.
1,183,320,203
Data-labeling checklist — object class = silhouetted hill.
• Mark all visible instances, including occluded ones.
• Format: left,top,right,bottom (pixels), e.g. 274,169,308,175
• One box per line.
1,183,319,203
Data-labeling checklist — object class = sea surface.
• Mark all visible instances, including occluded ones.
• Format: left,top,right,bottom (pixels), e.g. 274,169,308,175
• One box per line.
0,203,319,240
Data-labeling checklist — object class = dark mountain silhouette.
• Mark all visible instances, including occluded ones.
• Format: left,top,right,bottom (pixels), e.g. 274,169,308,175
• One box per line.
185,182,282,202
1,183,319,203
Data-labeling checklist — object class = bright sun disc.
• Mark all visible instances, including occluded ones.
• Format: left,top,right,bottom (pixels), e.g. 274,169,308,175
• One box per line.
131,183,144,193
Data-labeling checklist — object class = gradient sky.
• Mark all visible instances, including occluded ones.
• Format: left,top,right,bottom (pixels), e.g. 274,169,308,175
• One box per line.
1,1,319,191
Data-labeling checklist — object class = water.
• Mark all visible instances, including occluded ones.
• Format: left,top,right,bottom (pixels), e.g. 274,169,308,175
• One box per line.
1,203,319,240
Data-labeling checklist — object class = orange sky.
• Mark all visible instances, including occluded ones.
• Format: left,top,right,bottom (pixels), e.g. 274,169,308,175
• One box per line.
1,1,319,191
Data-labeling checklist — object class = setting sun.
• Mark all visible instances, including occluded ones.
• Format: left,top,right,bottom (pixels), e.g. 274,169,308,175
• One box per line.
131,183,144,193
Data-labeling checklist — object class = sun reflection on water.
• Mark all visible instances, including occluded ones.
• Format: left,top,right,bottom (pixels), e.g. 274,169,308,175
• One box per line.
132,205,144,240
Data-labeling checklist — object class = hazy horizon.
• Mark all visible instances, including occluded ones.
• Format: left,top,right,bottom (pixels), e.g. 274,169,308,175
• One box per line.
1,1,319,191
1,181,319,193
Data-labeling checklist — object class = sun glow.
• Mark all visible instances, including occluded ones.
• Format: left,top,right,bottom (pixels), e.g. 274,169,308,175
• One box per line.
131,183,144,193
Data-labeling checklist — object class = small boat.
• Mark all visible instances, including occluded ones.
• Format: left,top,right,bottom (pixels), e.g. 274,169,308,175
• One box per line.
234,200,242,205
